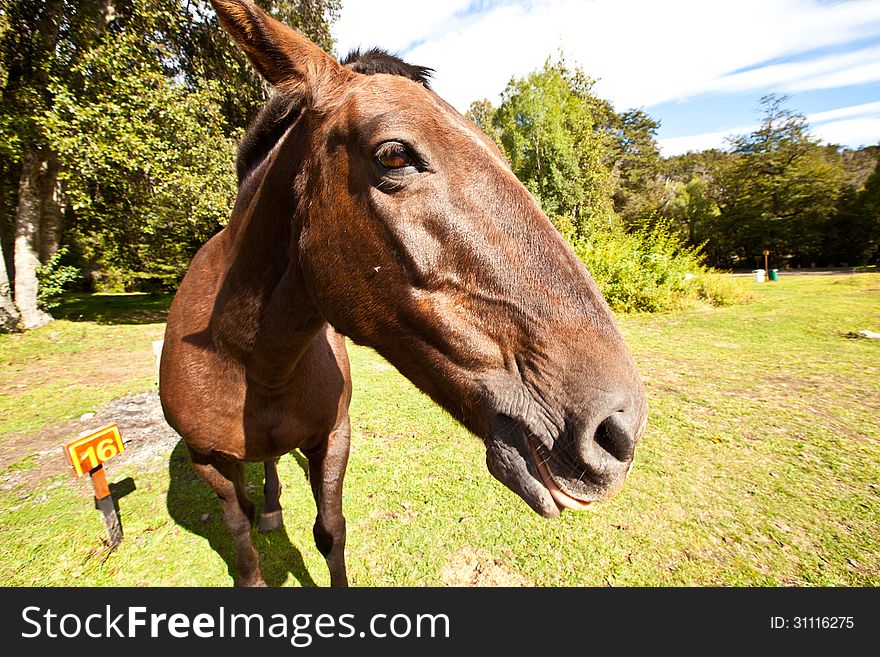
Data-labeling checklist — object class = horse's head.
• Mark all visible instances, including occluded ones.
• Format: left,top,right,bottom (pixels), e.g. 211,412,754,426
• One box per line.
214,0,648,518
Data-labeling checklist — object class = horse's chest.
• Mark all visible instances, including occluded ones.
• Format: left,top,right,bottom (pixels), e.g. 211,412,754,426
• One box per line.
239,384,341,457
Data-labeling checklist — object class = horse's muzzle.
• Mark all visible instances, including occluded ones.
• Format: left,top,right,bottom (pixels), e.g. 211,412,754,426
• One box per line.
485,393,647,517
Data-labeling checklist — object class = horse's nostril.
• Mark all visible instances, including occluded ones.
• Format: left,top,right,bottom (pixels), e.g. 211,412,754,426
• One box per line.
594,412,635,463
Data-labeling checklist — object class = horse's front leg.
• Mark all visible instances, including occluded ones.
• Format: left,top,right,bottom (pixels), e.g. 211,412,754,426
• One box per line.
304,415,351,587
187,447,265,587
258,458,284,532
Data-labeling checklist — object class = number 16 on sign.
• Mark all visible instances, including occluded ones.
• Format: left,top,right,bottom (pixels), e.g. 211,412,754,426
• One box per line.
63,424,125,547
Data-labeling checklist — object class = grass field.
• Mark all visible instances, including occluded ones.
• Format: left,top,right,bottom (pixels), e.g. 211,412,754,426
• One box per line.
0,294,168,439
0,274,878,586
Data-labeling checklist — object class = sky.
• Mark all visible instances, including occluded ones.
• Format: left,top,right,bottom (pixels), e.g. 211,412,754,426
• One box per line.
331,0,880,156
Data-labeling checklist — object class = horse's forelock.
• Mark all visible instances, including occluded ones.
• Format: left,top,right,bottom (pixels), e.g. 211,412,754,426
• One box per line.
341,48,434,88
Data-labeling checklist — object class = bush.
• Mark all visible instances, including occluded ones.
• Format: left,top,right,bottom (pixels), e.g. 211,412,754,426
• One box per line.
572,218,750,313
690,272,752,308
36,247,80,310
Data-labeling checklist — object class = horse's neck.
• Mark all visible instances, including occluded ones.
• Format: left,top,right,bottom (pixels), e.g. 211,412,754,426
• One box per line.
210,162,323,387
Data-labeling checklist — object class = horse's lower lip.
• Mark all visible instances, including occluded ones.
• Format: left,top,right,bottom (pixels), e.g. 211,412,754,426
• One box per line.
527,437,593,512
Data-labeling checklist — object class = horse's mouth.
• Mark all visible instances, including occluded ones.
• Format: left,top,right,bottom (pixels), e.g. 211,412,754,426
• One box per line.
527,437,594,512
484,415,597,518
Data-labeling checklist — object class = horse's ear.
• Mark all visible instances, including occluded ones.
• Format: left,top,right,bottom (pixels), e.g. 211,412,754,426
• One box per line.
211,0,344,92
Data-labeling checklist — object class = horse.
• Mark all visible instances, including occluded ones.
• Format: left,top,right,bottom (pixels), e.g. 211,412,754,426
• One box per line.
159,0,648,587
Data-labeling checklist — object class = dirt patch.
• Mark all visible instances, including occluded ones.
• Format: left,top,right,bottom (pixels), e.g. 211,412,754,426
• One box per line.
0,392,180,493
766,375,820,392
440,546,531,587
1,347,155,398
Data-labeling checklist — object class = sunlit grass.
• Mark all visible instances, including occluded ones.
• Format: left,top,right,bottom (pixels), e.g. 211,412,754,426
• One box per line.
0,275,877,586
0,294,170,439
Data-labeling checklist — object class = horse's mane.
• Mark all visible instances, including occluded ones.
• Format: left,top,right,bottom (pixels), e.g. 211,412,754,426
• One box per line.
340,47,433,85
235,48,434,185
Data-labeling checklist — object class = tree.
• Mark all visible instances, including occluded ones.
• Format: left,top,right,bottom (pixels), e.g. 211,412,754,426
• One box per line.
604,108,664,228
0,225,16,329
0,1,340,330
46,30,238,288
175,0,340,132
659,149,730,263
664,176,718,244
839,145,880,188
1,1,123,327
1,0,67,328
485,59,670,239
714,95,845,266
831,153,880,265
857,157,880,263
492,59,616,238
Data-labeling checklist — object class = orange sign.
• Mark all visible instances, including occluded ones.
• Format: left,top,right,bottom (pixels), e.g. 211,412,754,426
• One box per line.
64,424,124,478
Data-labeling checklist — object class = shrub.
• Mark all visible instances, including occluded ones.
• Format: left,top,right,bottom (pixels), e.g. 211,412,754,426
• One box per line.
36,247,80,310
572,218,750,313
690,272,752,308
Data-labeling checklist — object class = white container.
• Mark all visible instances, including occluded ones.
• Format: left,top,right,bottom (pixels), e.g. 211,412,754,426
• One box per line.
753,269,765,282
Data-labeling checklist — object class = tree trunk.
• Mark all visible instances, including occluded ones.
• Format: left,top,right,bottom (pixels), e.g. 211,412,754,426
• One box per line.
7,0,63,329
39,152,63,261
0,157,20,332
14,148,52,329
0,242,19,332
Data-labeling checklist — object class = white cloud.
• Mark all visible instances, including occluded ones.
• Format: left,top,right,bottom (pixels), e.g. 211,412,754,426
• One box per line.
785,61,880,93
333,0,472,57
334,0,880,112
658,100,880,155
405,3,551,111
807,100,880,124
658,132,728,157
811,117,880,147
704,45,880,95
806,101,880,148
658,126,754,157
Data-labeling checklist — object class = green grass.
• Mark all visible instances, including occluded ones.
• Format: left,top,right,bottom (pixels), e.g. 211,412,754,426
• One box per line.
0,275,878,586
0,293,170,438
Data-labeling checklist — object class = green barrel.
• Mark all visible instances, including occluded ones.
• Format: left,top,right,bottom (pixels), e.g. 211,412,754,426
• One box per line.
769,269,779,281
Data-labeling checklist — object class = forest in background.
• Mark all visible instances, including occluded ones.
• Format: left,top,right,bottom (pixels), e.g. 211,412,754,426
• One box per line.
468,66,880,273
1,0,878,331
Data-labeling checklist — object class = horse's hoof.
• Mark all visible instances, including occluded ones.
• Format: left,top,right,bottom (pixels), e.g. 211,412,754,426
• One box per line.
258,510,284,532
238,577,268,587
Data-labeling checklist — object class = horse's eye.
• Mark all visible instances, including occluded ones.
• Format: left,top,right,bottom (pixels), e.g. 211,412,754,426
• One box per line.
376,142,415,170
